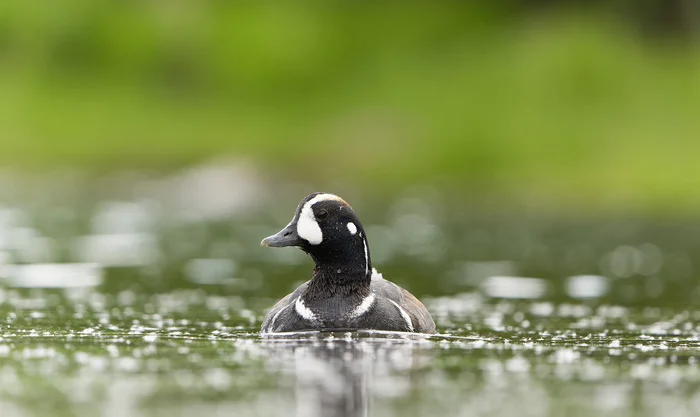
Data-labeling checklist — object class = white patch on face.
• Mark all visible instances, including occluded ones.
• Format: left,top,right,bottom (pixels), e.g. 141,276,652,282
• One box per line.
388,299,414,332
296,193,345,245
295,297,318,322
296,213,322,245
347,222,357,235
350,293,375,318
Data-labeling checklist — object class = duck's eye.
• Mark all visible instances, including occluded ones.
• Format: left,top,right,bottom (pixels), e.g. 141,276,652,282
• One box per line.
316,210,328,220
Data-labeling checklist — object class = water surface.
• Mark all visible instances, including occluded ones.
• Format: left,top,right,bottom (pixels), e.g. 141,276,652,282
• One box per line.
1,166,699,416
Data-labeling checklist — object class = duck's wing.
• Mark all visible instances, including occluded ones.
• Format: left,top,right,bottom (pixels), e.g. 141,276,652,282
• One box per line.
395,288,436,333
260,281,309,332
370,271,436,334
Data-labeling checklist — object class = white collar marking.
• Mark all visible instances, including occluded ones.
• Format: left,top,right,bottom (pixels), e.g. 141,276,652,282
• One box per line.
350,293,376,318
296,193,345,245
295,297,318,322
388,299,414,332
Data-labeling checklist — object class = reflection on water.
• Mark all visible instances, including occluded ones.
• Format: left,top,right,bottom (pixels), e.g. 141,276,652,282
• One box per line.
263,332,433,417
1,162,700,416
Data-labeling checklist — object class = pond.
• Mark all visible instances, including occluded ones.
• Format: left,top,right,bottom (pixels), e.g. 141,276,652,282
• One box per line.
1,165,699,417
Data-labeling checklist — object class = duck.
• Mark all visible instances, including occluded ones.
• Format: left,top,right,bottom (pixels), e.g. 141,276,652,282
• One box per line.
259,192,435,334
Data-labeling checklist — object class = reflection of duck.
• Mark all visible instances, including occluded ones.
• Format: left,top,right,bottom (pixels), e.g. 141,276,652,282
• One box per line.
262,332,433,417
260,193,435,334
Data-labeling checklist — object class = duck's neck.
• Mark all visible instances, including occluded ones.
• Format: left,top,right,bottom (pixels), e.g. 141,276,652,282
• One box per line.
304,266,371,301
303,238,373,301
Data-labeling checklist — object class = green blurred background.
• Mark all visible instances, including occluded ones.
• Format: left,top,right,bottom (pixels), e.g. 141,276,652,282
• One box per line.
1,1,698,210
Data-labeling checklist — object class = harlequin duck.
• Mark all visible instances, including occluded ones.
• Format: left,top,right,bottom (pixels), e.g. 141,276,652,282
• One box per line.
260,192,435,334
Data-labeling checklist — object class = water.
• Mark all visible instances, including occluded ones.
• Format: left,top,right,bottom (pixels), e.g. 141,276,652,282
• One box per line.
1,164,700,417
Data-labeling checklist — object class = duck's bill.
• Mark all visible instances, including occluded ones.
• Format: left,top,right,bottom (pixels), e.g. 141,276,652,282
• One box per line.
260,223,303,247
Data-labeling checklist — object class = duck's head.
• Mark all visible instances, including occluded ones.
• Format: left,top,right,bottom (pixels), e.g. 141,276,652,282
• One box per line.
261,192,371,274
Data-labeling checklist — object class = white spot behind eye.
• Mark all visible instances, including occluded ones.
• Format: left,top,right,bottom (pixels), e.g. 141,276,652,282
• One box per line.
347,222,357,235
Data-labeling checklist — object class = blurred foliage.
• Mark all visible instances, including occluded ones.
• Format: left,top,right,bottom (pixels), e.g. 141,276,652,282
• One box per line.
0,2,699,208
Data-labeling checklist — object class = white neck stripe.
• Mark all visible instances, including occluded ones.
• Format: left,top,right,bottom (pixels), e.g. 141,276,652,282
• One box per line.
362,238,369,276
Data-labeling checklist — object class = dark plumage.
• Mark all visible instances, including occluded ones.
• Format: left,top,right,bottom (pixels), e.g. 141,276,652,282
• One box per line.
260,192,435,334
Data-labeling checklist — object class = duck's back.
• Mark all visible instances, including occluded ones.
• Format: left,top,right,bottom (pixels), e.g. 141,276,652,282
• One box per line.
368,271,435,334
